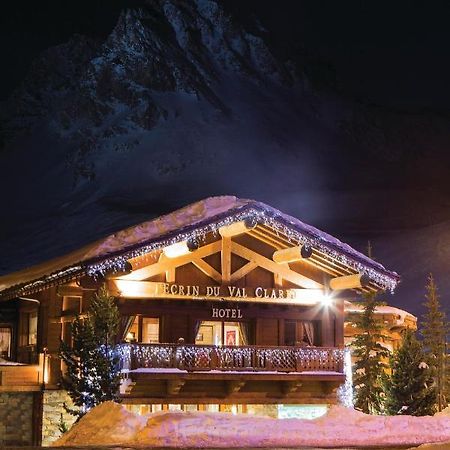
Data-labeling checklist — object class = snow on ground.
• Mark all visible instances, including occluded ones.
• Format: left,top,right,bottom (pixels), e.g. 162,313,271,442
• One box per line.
0,357,24,365
53,401,450,448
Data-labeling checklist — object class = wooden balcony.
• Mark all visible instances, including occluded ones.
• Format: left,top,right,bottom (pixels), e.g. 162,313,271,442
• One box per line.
119,344,345,404
120,343,344,373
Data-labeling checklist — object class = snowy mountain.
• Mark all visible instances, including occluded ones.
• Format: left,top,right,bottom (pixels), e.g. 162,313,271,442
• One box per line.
0,0,449,318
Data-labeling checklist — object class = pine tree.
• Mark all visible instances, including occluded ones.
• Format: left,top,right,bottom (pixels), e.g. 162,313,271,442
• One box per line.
385,329,436,416
60,286,121,417
89,285,121,404
352,290,390,414
421,274,449,411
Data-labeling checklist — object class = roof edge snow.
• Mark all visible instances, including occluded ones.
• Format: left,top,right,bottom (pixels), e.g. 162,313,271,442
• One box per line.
0,196,400,300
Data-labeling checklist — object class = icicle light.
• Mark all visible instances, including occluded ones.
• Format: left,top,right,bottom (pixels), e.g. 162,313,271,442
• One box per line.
116,343,345,373
87,208,398,292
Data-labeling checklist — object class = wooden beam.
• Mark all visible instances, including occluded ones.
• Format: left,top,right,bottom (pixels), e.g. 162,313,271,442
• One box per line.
56,284,83,297
118,241,221,281
273,245,312,264
221,236,231,284
219,218,257,238
248,229,283,249
108,280,325,304
274,273,283,287
167,379,185,395
230,261,257,283
280,381,302,396
226,380,246,395
329,273,370,291
192,259,222,284
231,241,323,289
160,253,176,283
166,267,176,283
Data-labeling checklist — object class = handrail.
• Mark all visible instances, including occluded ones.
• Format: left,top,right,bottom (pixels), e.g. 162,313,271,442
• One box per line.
118,343,344,374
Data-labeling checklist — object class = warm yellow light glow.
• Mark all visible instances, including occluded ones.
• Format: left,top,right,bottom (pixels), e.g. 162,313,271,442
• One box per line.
163,241,190,258
163,240,198,258
113,279,159,298
320,294,333,308
291,289,328,304
126,331,135,341
39,351,50,384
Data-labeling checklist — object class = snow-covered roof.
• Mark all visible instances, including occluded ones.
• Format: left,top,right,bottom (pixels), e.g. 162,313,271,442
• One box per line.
0,196,400,299
344,301,416,326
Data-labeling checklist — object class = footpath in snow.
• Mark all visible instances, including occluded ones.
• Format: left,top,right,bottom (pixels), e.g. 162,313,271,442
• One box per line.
54,401,450,448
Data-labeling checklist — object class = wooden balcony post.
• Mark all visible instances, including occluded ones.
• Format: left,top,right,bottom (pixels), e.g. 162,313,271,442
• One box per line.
210,347,219,370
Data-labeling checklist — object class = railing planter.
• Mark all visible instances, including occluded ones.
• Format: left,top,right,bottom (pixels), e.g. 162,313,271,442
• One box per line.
119,343,344,374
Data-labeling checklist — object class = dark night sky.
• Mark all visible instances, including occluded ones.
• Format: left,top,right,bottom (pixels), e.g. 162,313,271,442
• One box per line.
1,1,450,317
2,1,450,109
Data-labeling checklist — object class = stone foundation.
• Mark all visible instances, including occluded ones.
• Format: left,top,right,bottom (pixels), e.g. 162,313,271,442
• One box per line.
42,390,77,446
0,392,35,446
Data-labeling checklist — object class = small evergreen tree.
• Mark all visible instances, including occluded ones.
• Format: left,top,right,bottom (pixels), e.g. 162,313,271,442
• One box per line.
89,286,121,403
352,290,390,414
60,286,121,418
421,274,449,411
385,329,436,416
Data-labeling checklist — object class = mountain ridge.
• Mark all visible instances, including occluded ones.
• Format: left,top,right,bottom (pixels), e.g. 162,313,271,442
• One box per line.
0,0,449,318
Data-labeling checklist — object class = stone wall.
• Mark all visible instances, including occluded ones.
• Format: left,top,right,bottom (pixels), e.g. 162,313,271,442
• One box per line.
42,390,77,446
0,392,35,446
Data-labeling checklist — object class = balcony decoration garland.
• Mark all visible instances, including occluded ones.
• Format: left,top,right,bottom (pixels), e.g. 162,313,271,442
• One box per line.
117,343,345,373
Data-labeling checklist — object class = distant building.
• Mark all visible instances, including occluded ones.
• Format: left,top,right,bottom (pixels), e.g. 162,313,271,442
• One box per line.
344,302,417,354
0,196,399,445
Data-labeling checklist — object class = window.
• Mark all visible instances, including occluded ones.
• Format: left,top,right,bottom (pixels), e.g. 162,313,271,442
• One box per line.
28,312,38,346
62,296,81,315
0,327,12,359
142,318,159,343
62,321,72,346
284,320,317,346
195,321,248,346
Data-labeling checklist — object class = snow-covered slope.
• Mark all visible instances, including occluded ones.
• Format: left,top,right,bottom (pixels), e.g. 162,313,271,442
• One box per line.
0,0,449,317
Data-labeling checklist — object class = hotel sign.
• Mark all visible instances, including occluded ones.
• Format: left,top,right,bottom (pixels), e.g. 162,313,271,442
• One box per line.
211,306,243,319
110,280,325,305
160,282,298,300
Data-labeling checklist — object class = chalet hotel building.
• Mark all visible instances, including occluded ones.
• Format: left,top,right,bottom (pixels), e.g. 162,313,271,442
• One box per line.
0,196,405,445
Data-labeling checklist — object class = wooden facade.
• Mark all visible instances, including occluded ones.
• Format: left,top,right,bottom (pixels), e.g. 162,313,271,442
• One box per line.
0,196,400,409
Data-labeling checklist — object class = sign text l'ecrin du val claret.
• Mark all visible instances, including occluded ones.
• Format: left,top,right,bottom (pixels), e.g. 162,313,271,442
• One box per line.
155,282,320,302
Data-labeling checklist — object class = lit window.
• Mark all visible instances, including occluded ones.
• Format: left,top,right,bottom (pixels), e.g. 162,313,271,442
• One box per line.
0,327,12,359
142,318,159,343
28,312,38,346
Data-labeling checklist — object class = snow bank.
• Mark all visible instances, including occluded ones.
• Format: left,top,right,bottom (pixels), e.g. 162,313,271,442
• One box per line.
54,402,147,446
53,401,450,447
436,406,450,417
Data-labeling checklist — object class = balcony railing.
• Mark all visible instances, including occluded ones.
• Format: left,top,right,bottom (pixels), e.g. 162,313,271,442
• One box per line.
118,344,344,374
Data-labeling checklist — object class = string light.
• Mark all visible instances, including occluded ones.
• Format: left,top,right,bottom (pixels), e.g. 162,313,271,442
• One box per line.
117,343,345,373
337,348,354,408
87,207,399,292
3,204,399,299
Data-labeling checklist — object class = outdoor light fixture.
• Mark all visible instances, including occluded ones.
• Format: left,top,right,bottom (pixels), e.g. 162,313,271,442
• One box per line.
290,289,329,305
320,294,333,308
163,239,199,258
